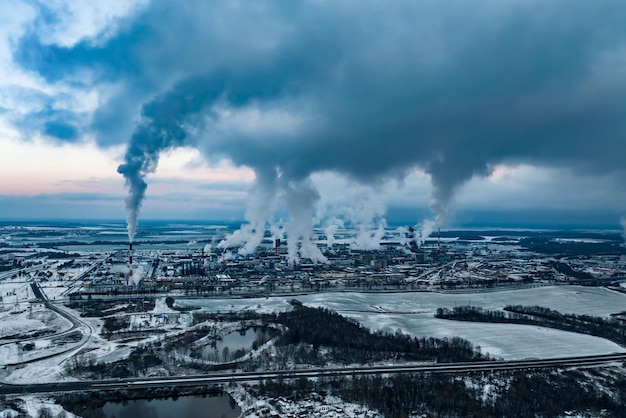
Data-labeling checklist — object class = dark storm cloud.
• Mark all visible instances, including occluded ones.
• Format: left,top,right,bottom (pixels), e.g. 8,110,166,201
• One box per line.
16,0,626,223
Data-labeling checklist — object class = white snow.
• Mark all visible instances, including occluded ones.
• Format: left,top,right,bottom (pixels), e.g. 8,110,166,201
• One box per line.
1,285,624,386
153,296,178,314
231,384,382,418
299,286,626,317
0,395,78,418
177,297,294,314
180,286,626,360
0,318,46,339
342,311,625,359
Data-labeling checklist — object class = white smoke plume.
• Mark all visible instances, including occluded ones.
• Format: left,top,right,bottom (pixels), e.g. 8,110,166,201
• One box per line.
417,218,437,247
220,251,236,262
217,225,256,252
217,170,278,255
284,179,327,265
325,224,338,248
429,200,448,230
394,226,408,246
270,223,284,249
341,192,386,251
352,220,387,251
323,217,344,248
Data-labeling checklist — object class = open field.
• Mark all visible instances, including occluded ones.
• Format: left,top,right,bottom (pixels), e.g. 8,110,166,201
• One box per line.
298,286,626,317
342,312,625,359
178,286,626,360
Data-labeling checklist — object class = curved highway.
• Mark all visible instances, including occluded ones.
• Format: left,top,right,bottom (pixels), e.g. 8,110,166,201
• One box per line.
1,283,96,367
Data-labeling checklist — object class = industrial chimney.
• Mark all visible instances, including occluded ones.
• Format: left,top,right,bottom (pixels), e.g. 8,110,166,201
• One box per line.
275,238,281,257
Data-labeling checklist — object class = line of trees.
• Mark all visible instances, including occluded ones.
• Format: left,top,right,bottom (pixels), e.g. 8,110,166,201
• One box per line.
66,298,156,317
256,368,626,417
65,346,163,379
273,302,487,364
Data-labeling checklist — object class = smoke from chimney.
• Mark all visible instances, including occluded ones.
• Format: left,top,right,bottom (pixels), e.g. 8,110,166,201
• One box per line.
102,3,626,254
438,226,441,254
117,75,225,243
284,179,327,265
417,219,436,248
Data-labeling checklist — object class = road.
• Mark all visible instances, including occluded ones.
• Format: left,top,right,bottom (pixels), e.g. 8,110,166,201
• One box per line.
1,352,625,395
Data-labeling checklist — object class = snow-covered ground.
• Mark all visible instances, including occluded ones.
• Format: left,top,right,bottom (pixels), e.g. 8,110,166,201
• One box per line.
0,281,34,305
301,287,626,359
180,286,626,360
2,286,624,385
38,279,75,300
1,297,202,384
0,318,47,340
0,302,99,383
342,312,625,359
153,296,178,314
0,394,77,418
0,303,72,343
299,286,626,317
177,296,295,314
181,286,626,317
230,385,381,418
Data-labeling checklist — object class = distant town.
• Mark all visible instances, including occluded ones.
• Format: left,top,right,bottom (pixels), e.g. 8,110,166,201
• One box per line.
3,223,626,301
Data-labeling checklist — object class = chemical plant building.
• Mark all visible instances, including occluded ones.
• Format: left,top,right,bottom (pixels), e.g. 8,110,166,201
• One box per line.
71,231,626,299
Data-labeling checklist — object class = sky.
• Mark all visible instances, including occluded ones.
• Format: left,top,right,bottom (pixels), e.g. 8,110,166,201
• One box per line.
1,0,626,230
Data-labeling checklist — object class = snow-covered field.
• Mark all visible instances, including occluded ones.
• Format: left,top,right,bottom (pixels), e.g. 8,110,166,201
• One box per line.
299,286,626,317
302,287,626,359
0,281,34,305
180,286,626,360
38,279,75,300
181,286,626,317
177,296,295,314
343,312,624,359
0,303,72,341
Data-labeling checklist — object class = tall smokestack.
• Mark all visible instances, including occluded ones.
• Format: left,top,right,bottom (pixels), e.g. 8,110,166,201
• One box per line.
128,242,134,285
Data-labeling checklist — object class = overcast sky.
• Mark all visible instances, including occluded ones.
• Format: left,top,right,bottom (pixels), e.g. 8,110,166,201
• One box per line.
1,0,625,228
